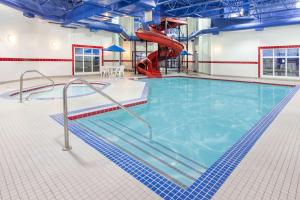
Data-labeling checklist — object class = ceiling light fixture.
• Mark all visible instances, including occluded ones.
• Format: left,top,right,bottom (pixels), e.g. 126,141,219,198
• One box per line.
7,34,17,45
240,8,244,16
51,40,61,49
296,1,300,8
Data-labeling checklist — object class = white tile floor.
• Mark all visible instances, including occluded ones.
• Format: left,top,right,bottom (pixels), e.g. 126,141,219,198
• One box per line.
0,73,300,200
213,83,300,200
0,76,160,200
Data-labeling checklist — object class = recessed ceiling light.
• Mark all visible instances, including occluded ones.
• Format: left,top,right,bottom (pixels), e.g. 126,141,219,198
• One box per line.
296,1,300,8
7,34,17,45
240,8,244,16
51,40,61,49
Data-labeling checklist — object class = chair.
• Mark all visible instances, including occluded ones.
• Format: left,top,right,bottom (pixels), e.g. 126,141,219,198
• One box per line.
112,67,119,77
108,66,115,77
116,65,125,77
103,66,113,77
99,66,106,77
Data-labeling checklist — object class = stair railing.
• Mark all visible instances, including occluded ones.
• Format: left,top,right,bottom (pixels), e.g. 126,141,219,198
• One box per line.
62,77,152,151
19,70,55,102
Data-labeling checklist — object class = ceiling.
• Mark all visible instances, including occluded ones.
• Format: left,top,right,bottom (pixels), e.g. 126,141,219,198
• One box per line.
1,0,300,34
158,0,300,20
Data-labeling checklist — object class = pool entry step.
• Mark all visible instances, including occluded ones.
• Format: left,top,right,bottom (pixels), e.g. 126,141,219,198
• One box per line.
75,118,207,188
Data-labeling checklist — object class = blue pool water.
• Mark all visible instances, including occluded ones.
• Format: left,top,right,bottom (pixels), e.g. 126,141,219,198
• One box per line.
74,78,290,187
16,84,103,99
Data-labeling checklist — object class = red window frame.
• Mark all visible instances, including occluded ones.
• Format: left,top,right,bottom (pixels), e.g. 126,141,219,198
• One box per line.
258,45,300,78
72,44,104,75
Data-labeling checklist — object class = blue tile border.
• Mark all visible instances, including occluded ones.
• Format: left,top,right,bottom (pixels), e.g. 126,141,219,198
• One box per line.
51,114,185,199
180,84,300,200
51,79,300,200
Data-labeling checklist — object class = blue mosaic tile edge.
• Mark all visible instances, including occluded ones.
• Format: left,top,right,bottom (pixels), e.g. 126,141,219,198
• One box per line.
180,84,300,200
51,114,185,199
50,82,299,200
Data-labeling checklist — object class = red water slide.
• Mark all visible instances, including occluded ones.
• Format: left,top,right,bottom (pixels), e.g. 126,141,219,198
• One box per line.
135,18,187,78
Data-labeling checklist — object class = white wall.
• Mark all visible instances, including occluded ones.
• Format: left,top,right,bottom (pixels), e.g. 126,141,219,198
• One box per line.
119,16,134,36
197,19,211,74
3,2,300,81
210,25,300,78
0,4,116,82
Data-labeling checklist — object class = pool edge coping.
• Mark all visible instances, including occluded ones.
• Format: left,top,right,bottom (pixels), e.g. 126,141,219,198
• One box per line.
0,81,110,100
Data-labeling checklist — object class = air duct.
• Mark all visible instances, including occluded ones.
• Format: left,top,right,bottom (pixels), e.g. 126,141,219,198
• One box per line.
87,22,123,33
188,17,300,40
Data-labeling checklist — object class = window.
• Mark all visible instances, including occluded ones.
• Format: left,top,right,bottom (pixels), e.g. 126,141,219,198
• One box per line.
134,17,142,31
274,58,285,76
287,58,299,77
75,56,83,72
274,49,286,57
261,47,300,78
263,58,273,76
262,49,273,57
73,45,102,74
287,48,299,56
287,48,299,77
84,56,92,72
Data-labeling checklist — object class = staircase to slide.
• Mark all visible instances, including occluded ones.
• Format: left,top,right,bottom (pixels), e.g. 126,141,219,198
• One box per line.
135,18,187,78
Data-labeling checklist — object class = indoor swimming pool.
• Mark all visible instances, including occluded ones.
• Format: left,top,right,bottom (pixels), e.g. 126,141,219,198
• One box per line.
69,77,291,188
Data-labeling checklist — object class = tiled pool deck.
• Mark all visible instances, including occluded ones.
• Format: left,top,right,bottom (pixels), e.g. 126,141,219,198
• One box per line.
0,73,300,199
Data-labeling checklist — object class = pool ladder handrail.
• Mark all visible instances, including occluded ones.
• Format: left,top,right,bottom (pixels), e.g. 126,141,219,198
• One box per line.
62,77,153,151
19,70,55,102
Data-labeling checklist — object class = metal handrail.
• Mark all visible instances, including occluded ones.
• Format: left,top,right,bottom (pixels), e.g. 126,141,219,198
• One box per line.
62,77,153,151
19,70,55,102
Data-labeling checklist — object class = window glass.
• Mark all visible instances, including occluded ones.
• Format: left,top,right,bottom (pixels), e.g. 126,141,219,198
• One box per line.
134,17,142,31
287,58,299,77
274,49,286,57
93,57,100,72
75,48,83,55
262,49,273,57
287,48,299,57
84,56,92,72
84,48,93,55
75,56,83,72
93,49,100,55
74,46,102,73
263,58,273,76
262,47,300,78
274,58,286,76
